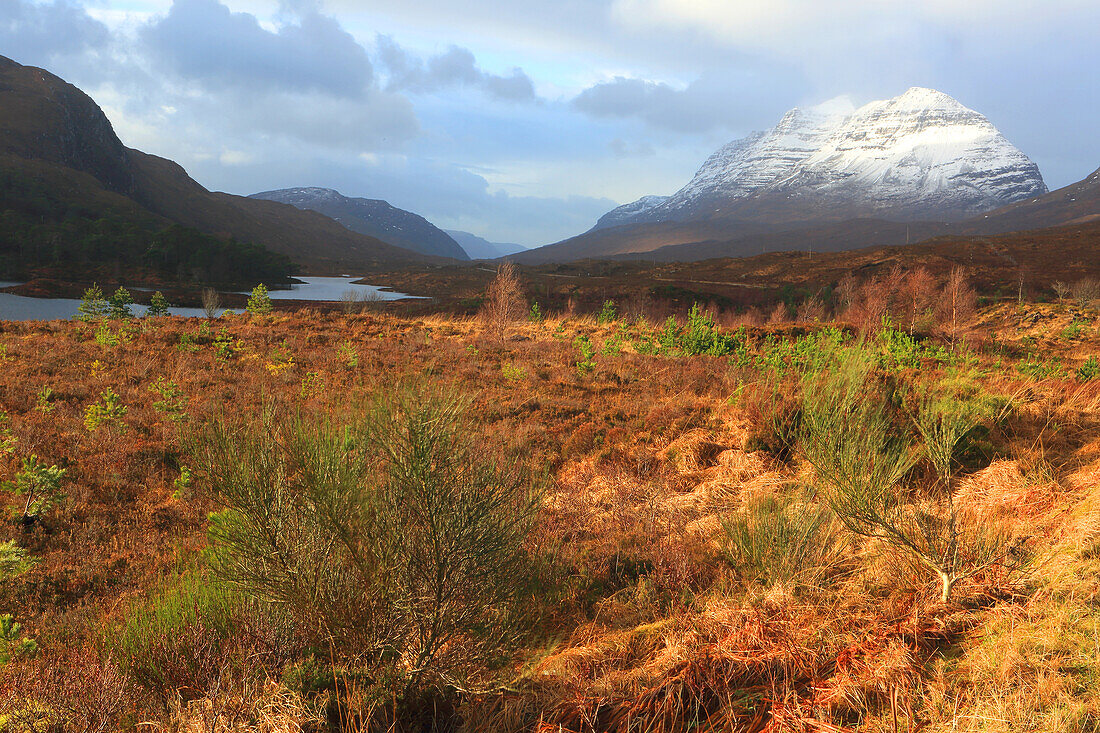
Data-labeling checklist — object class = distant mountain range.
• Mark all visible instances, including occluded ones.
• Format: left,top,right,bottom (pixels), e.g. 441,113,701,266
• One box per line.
2,54,1096,279
247,188,531,261
444,230,527,259
250,188,469,260
0,55,431,281
518,87,1065,263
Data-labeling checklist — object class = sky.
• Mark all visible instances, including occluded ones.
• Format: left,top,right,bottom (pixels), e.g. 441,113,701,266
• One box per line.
3,0,1099,246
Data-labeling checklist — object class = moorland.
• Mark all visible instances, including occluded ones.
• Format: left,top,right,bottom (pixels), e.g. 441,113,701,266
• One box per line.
1,266,1100,732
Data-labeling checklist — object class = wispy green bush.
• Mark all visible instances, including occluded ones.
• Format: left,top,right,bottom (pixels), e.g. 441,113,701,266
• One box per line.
721,492,847,592
109,568,243,703
199,387,541,691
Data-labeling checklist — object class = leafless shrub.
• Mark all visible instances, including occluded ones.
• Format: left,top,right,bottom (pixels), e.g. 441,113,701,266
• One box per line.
843,276,891,332
729,306,764,327
480,262,526,342
341,288,384,315
899,267,937,333
1052,281,1071,302
935,267,977,348
202,288,221,318
767,301,789,325
795,296,826,322
836,274,859,313
0,646,134,733
1071,277,1100,306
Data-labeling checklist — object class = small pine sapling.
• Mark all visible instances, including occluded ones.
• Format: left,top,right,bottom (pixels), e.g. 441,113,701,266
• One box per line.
247,284,273,316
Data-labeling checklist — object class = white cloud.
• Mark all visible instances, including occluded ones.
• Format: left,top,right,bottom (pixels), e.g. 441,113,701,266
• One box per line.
609,0,1092,50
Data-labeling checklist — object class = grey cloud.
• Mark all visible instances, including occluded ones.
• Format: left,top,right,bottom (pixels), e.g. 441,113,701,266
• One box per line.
0,0,109,65
573,69,807,133
609,138,655,158
190,89,419,151
142,0,373,98
377,35,537,103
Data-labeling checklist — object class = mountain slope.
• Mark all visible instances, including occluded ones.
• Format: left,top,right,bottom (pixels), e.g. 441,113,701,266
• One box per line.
590,195,670,231
522,88,1047,263
968,165,1100,232
250,188,468,260
595,164,1100,264
444,230,527,259
0,56,134,195
0,55,425,277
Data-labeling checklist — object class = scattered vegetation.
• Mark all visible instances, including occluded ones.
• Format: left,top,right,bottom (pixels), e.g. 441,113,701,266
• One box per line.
0,268,1098,731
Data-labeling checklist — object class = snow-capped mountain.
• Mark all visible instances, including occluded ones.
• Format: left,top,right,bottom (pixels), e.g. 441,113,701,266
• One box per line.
249,187,468,260
605,87,1047,228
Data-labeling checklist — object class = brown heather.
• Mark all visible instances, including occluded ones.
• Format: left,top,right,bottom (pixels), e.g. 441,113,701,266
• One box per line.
0,283,1098,732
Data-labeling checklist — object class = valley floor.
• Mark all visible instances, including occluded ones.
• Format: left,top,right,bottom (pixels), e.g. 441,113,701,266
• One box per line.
0,298,1098,732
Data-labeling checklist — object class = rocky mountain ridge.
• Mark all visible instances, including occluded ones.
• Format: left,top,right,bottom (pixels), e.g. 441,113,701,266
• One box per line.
250,187,468,260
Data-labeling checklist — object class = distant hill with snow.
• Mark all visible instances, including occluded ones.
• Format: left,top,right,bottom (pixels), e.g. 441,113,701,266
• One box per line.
518,87,1048,263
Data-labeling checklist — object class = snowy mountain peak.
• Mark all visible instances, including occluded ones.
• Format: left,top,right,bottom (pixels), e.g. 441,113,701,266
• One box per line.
599,87,1046,228
887,86,967,111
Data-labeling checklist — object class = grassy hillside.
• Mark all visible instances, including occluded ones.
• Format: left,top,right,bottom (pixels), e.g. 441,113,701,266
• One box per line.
0,154,295,287
0,55,429,284
0,273,1098,730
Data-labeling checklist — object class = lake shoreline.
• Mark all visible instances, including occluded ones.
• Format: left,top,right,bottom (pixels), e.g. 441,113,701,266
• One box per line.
0,276,425,322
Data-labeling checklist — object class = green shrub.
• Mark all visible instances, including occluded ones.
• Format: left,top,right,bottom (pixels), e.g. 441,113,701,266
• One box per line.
528,302,544,323
753,327,848,376
501,362,527,380
574,335,595,375
149,378,186,421
597,299,618,324
600,325,625,356
0,614,37,666
721,492,846,591
877,326,950,370
84,388,127,432
679,303,742,356
1015,356,1064,380
2,455,66,525
109,569,242,702
247,283,273,315
147,290,170,317
201,389,542,690
337,339,359,369
632,335,658,355
108,287,134,319
0,412,15,456
798,344,1017,603
0,540,34,580
34,386,55,413
658,316,681,352
213,328,239,361
94,321,124,347
177,333,200,353
1077,356,1099,382
1061,321,1086,340
77,284,108,322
